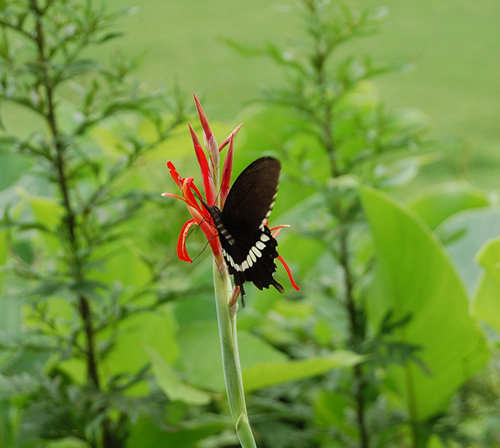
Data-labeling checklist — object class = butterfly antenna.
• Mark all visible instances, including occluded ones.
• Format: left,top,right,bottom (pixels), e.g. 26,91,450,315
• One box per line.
190,238,212,263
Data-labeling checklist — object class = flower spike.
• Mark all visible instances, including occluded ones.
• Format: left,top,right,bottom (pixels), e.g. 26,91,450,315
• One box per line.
162,95,298,293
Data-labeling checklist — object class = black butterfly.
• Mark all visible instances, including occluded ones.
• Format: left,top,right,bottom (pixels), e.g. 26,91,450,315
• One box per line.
204,157,284,298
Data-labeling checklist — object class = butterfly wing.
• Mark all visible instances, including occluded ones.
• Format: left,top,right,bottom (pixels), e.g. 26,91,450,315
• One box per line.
222,157,281,230
215,157,284,297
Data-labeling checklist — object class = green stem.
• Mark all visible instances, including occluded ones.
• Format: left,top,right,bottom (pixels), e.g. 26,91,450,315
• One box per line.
213,260,257,448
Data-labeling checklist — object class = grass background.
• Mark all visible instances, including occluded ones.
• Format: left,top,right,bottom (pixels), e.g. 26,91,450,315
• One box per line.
105,0,500,189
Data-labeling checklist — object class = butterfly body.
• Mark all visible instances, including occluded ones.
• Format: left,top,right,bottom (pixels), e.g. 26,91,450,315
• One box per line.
205,157,284,297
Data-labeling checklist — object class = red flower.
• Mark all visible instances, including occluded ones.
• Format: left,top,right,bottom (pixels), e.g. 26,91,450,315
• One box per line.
162,94,299,292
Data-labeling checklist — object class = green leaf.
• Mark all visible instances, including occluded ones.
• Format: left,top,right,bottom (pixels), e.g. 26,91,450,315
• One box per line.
242,350,364,393
436,208,500,295
103,306,179,395
313,390,354,437
361,186,487,422
127,416,227,448
408,181,489,230
426,435,447,448
375,154,438,189
43,437,92,448
89,240,150,292
0,152,32,191
28,196,66,231
146,346,211,405
91,127,127,157
472,237,500,333
178,321,287,392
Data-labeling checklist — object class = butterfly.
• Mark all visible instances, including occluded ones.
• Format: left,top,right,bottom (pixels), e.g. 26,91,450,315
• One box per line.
204,157,284,299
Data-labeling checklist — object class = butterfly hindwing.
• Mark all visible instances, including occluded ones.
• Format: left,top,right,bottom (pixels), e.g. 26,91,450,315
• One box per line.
220,224,284,296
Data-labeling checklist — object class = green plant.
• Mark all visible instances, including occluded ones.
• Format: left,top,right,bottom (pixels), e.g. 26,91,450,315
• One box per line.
0,0,198,446
226,1,489,447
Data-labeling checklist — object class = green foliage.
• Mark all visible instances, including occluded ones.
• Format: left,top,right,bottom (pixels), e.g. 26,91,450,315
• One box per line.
437,208,500,295
473,237,500,333
408,182,490,231
0,0,204,446
242,351,364,393
225,1,500,447
361,187,487,432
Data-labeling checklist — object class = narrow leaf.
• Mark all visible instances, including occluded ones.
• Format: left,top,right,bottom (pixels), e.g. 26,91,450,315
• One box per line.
146,346,211,405
242,350,364,393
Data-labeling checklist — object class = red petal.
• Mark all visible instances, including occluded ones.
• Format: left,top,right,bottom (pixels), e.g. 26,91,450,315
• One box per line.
177,219,197,262
277,255,300,291
161,192,186,202
167,161,183,190
271,224,291,238
182,178,202,211
188,122,202,148
194,144,216,206
220,134,234,208
219,123,243,152
193,94,213,142
186,178,203,201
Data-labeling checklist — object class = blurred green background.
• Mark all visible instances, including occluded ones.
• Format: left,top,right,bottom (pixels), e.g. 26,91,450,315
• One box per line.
104,0,500,189
2,1,500,446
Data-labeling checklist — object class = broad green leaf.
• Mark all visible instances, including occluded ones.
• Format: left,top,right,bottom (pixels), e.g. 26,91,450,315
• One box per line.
313,390,356,439
127,416,227,448
103,306,179,395
43,437,91,448
146,346,211,405
172,296,216,325
361,186,486,422
0,153,32,191
375,154,438,189
408,181,489,230
91,127,128,157
242,350,364,393
272,300,314,319
427,435,448,448
57,358,87,386
436,208,500,295
90,240,150,294
313,318,335,347
29,196,65,231
472,237,500,333
177,321,287,392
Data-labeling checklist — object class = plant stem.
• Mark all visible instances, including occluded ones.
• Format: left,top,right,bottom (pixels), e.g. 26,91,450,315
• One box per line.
308,1,370,441
213,260,257,448
33,0,100,390
339,230,369,448
32,2,110,445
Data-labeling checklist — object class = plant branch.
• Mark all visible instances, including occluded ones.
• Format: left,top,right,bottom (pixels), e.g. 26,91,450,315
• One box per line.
31,0,103,431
